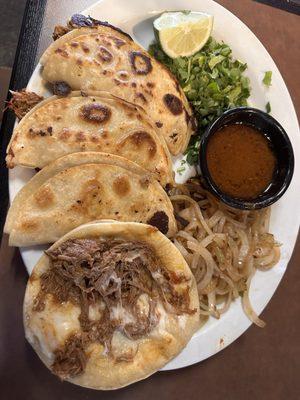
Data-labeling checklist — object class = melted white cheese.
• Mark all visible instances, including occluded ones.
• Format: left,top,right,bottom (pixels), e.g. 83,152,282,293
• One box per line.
154,302,168,335
151,271,164,281
110,330,138,359
88,302,105,321
178,315,188,329
136,293,150,316
27,298,81,359
151,302,188,337
110,304,135,326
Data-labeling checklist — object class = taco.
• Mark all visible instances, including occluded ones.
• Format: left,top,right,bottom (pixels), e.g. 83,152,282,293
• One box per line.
40,16,196,155
6,91,173,186
23,221,199,389
5,152,176,246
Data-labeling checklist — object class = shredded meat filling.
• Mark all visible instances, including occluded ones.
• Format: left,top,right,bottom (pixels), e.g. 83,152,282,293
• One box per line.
52,334,87,379
34,238,194,379
6,90,43,120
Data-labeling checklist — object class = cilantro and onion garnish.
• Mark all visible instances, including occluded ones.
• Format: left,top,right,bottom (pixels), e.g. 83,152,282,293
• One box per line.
263,71,272,114
263,70,272,87
150,11,273,168
149,37,251,165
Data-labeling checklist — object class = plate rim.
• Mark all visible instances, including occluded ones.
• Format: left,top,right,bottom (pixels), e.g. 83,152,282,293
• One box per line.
8,0,300,371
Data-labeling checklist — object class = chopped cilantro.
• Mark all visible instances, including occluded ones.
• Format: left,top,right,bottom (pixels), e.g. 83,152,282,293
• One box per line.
149,37,251,165
263,71,272,87
176,166,186,175
266,101,271,114
176,159,187,175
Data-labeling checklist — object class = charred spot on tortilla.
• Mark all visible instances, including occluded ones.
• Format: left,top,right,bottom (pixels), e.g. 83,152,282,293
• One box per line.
113,79,122,86
80,103,111,123
75,132,86,142
136,92,147,103
34,186,55,209
155,121,163,128
113,175,131,196
59,128,71,141
54,48,69,58
130,131,157,157
80,43,90,53
163,94,183,115
102,38,113,48
20,219,39,232
116,70,130,82
52,81,71,96
90,134,99,143
147,211,169,235
170,132,178,142
139,176,151,189
110,36,126,48
28,128,53,137
97,46,113,63
129,52,152,75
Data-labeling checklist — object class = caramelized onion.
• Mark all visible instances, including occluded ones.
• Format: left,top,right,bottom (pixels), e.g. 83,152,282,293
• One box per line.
170,180,280,327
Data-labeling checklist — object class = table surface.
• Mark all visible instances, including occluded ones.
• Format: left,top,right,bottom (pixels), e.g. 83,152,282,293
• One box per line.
0,1,299,399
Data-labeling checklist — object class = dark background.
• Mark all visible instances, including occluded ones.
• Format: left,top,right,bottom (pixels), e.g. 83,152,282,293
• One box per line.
0,0,26,67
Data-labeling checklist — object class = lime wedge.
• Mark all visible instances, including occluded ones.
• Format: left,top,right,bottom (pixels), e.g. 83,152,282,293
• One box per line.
154,11,213,58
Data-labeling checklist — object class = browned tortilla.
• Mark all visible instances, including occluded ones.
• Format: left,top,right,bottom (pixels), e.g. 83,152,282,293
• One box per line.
5,152,177,246
23,221,200,389
40,24,196,155
6,91,174,186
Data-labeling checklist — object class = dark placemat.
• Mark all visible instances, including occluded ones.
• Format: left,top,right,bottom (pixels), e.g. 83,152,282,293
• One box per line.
0,0,47,242
255,0,300,15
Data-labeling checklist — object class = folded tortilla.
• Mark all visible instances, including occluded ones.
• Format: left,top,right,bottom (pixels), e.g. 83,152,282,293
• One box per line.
40,24,196,155
24,221,200,389
5,152,176,246
6,91,173,187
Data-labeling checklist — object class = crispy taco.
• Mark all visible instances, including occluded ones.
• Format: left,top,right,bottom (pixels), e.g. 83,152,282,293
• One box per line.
5,152,176,246
40,15,196,155
24,221,200,389
6,91,173,186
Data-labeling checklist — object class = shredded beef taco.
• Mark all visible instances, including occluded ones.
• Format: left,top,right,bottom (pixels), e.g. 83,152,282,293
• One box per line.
4,152,176,246
23,221,200,390
39,16,196,155
6,91,173,187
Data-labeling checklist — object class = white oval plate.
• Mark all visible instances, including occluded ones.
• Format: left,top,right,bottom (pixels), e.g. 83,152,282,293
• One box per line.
9,0,300,370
